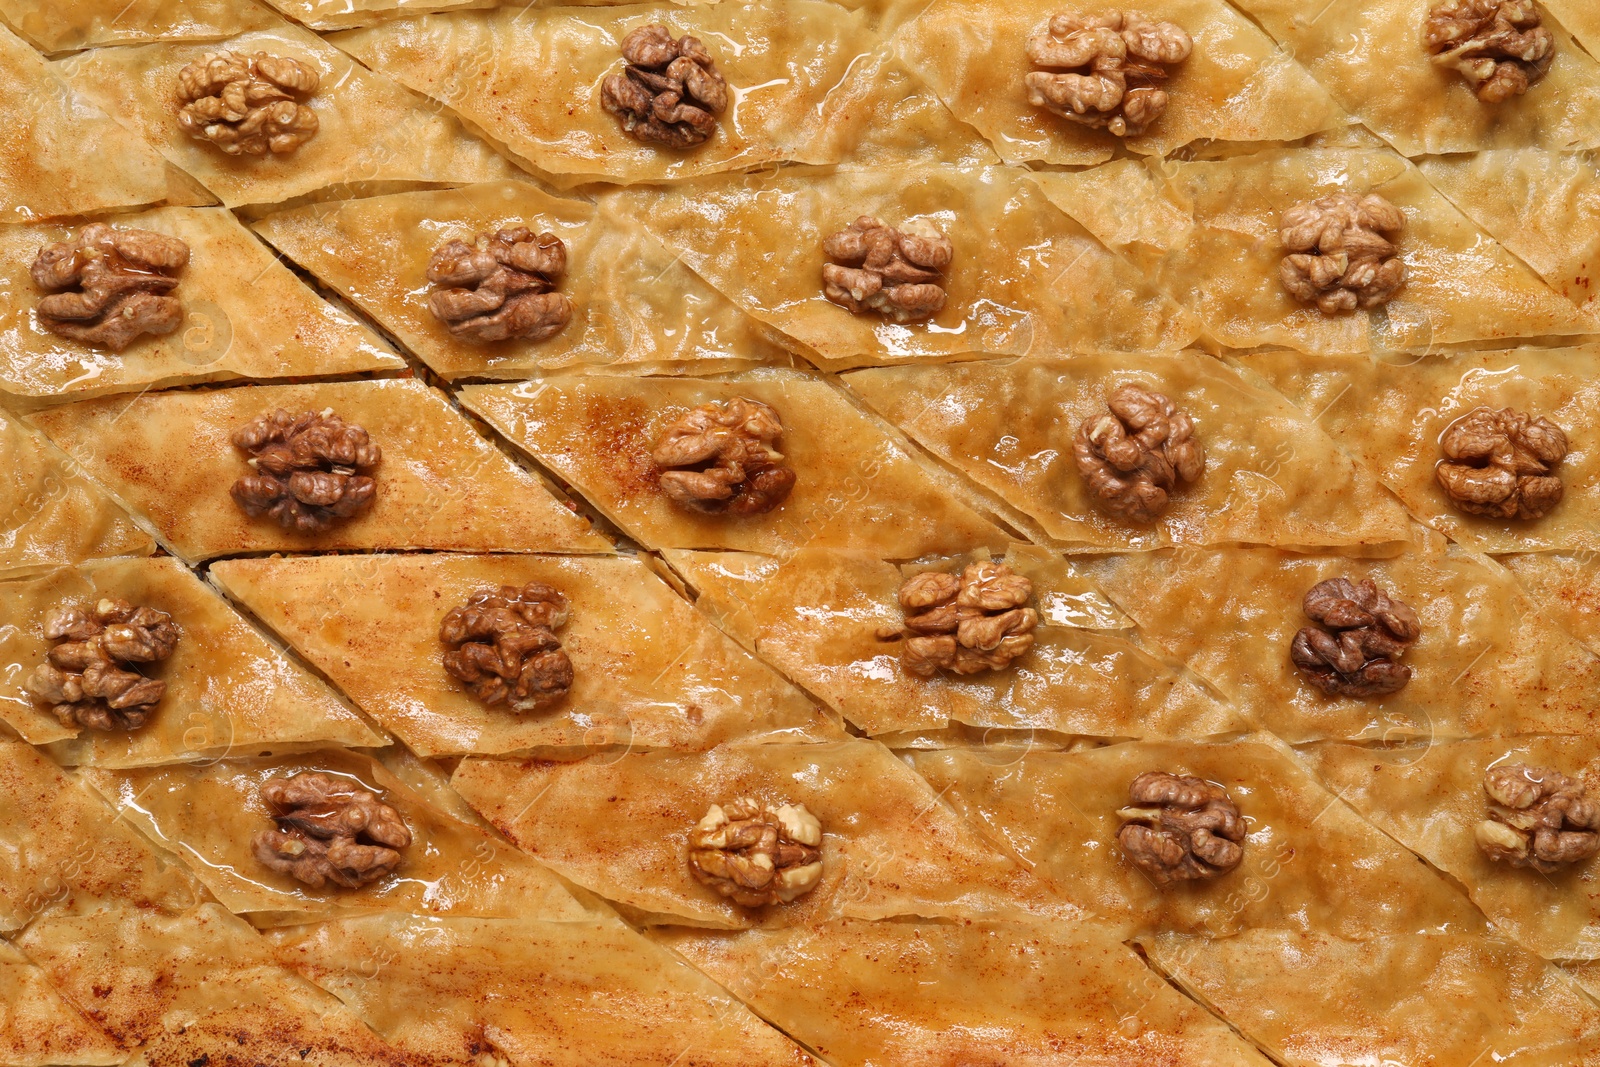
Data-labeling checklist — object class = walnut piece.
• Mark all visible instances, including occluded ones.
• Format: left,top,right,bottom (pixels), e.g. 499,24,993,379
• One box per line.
230,408,381,534
1436,406,1568,521
24,598,179,732
1290,577,1420,698
439,582,574,712
879,560,1039,677
601,25,728,148
1279,193,1407,314
1074,384,1204,524
1476,763,1600,872
1424,0,1554,102
651,397,796,515
688,798,823,908
176,50,320,156
426,226,572,344
1117,771,1245,886
252,772,412,890
1024,11,1193,137
821,216,953,323
30,223,190,352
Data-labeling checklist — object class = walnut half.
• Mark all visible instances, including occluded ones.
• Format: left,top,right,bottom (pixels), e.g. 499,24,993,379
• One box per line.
1476,763,1600,873
1436,406,1568,521
1279,193,1406,314
601,25,729,148
426,227,572,344
439,582,574,712
1290,577,1420,698
24,598,179,732
230,408,381,534
31,223,190,352
176,50,320,156
879,560,1039,677
651,397,796,515
1024,10,1193,137
1074,384,1204,524
822,216,952,323
1424,0,1554,103
252,772,412,890
1117,771,1245,885
688,798,823,907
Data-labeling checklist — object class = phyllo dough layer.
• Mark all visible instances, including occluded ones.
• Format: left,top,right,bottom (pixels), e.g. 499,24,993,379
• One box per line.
0,0,275,52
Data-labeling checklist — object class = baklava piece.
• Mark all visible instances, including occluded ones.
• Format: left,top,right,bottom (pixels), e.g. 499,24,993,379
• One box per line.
821,215,952,322
229,408,381,533
652,397,796,515
688,798,824,907
253,771,412,889
879,560,1038,677
1436,406,1568,520
1024,10,1192,137
1074,384,1204,524
1424,0,1554,102
1475,763,1600,872
25,597,178,731
1116,771,1245,886
1279,192,1407,313
439,581,574,712
601,25,729,148
176,50,320,156
30,223,189,351
426,226,572,344
1291,577,1420,697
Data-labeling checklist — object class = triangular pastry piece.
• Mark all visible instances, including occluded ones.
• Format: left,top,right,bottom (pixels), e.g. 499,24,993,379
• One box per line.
1230,0,1600,156
267,913,823,1067
616,164,1199,368
816,43,1002,168
209,552,841,757
667,546,1245,738
82,749,594,925
656,919,1276,1067
253,182,793,381
451,741,1079,928
27,379,610,560
0,0,275,52
1085,543,1600,742
0,557,385,757
0,409,153,582
0,938,123,1067
847,353,1415,552
910,735,1483,939
55,20,518,210
1500,551,1600,657
1246,346,1600,554
1305,737,1600,960
0,206,402,400
459,371,1008,558
893,0,1343,165
330,3,878,185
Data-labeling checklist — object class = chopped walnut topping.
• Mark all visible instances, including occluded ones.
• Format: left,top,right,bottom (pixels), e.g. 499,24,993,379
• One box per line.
1424,0,1554,102
1279,193,1407,314
879,560,1039,677
229,408,381,534
1290,577,1420,698
1024,11,1193,137
439,582,574,711
426,227,572,344
1436,406,1568,521
30,223,190,352
688,797,823,908
176,50,320,156
1117,771,1245,885
651,397,796,515
1074,384,1204,524
821,216,953,323
1476,763,1600,872
601,25,728,148
252,772,412,890
24,598,179,732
